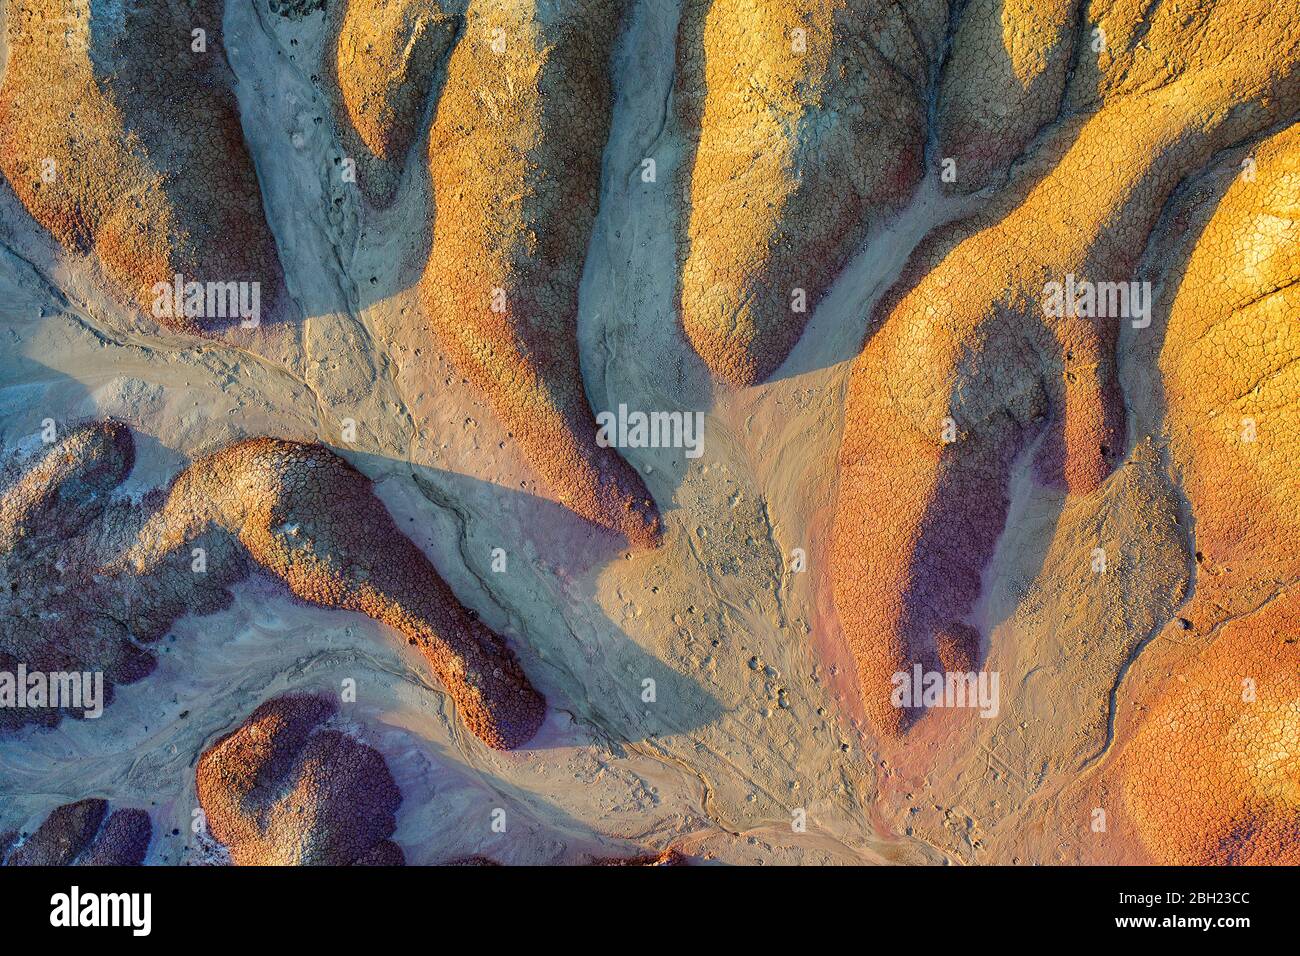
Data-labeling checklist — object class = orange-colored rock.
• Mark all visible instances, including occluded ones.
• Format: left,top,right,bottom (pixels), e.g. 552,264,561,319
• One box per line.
0,0,283,330
1122,593,1300,864
1156,123,1300,621
126,437,546,750
832,0,1300,737
197,694,405,865
1119,121,1300,864
419,0,661,549
934,623,980,675
936,0,1078,193
325,0,459,206
675,0,937,386
592,847,685,866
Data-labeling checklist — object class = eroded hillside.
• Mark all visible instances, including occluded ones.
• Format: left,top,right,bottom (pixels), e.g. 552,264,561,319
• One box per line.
0,0,1295,866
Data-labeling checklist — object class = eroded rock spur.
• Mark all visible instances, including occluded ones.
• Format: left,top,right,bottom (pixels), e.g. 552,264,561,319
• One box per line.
830,0,1299,738
418,0,663,549
323,0,460,207
0,0,285,330
196,693,405,865
1,422,545,750
676,0,939,386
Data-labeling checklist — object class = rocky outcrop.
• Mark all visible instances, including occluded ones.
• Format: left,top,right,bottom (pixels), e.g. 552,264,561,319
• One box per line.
676,0,938,386
2,422,545,750
2,799,151,866
124,437,546,750
831,0,1299,737
196,694,404,865
419,0,661,549
1122,594,1300,864
0,0,284,330
0,421,248,734
324,0,460,206
592,847,685,866
935,0,1077,193
1120,122,1300,864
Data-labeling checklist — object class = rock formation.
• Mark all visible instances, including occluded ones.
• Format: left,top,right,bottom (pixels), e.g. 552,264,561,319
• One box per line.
324,0,460,206
593,847,685,865
1120,122,1300,864
124,436,546,750
1,421,248,734
1123,594,1300,864
832,0,1300,737
196,693,405,865
2,799,151,866
2,422,545,750
935,0,1077,193
0,0,284,330
419,0,661,549
676,0,939,386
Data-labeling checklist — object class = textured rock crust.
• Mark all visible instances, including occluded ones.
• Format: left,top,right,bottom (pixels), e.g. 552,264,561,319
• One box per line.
1119,122,1300,864
676,0,939,386
592,847,685,866
1122,594,1300,864
832,0,1300,738
1155,123,1300,627
1,799,151,866
0,0,284,330
1,421,249,734
419,0,661,549
324,0,460,206
936,0,1077,193
124,436,547,750
1,0,1296,870
1,422,544,749
196,693,405,865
